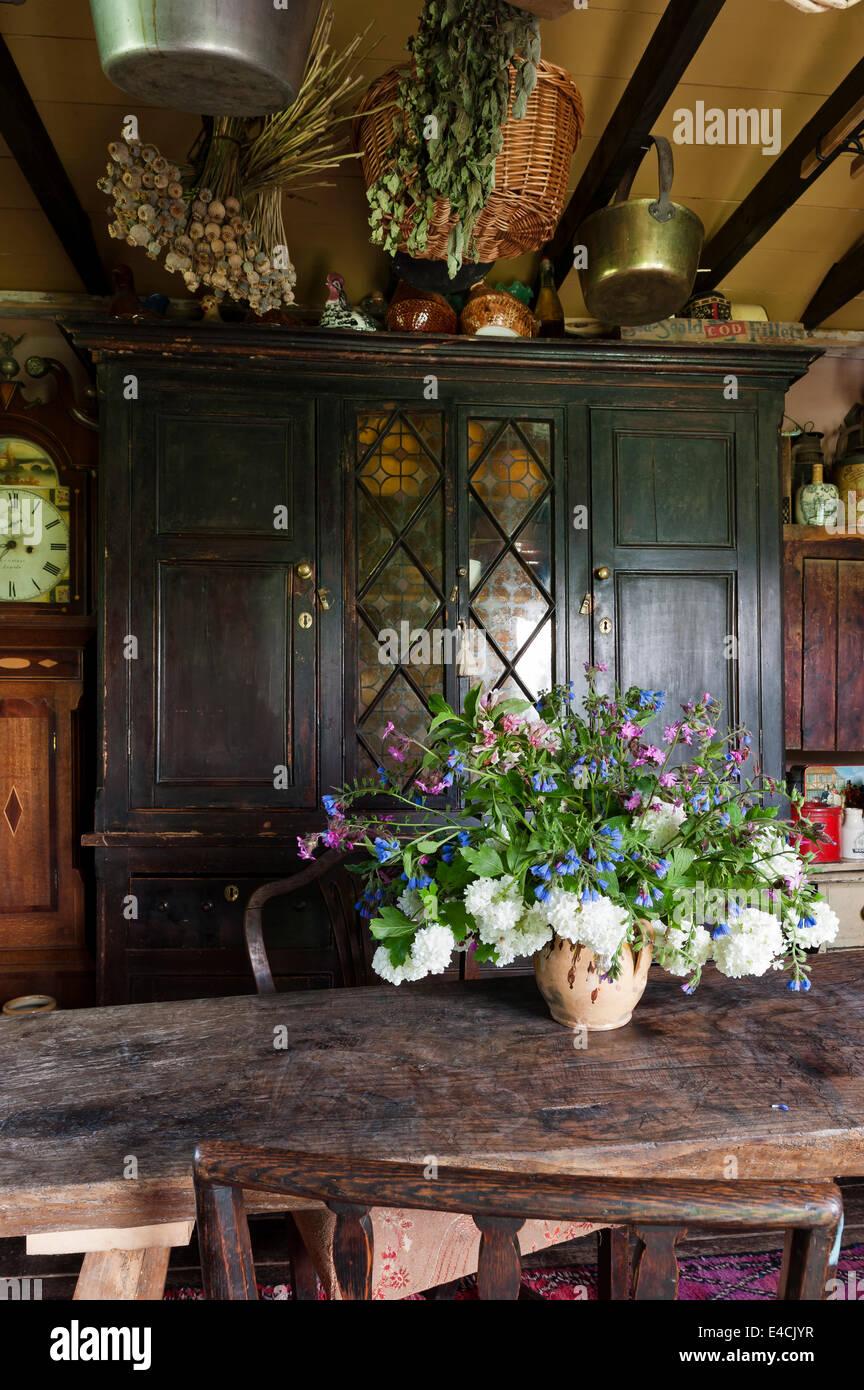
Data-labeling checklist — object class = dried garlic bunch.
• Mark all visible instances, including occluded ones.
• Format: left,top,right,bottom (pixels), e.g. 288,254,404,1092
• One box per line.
98,136,297,314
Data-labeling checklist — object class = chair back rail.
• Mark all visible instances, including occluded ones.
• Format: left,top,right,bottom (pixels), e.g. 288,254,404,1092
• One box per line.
243,849,366,993
193,1143,842,1302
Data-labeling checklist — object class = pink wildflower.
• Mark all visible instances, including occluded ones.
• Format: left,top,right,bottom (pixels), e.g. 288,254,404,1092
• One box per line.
659,771,678,788
501,713,522,734
619,721,641,740
643,745,664,764
679,724,694,745
663,723,681,744
297,834,318,861
624,793,642,811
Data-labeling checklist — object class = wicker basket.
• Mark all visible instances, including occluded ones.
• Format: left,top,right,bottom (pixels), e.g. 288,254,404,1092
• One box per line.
354,60,583,264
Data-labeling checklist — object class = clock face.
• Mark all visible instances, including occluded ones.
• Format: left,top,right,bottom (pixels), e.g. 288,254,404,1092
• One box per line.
0,486,70,603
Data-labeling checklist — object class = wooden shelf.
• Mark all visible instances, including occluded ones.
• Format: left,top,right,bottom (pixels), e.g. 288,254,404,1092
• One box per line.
783,524,864,542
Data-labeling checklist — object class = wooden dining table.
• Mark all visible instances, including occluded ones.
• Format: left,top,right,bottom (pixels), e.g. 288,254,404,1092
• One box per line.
1,953,863,1298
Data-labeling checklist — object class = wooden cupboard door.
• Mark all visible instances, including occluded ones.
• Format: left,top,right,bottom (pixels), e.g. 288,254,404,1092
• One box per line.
784,538,864,752
590,408,760,749
127,391,317,810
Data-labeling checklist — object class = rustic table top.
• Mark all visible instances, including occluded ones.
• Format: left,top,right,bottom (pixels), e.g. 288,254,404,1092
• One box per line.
1,956,862,1238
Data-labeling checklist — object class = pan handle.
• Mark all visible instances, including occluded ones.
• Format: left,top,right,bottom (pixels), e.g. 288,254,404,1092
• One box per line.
612,135,676,223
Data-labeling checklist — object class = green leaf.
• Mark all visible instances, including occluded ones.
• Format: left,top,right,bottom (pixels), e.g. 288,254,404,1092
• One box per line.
462,684,482,722
460,843,504,878
369,907,416,940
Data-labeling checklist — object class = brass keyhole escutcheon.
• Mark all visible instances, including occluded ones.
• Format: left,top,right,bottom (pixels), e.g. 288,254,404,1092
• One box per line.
296,561,313,581
224,884,239,903
298,611,313,629
599,617,613,635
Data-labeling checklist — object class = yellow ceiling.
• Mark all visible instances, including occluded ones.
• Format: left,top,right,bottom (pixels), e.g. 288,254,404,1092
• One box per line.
1,0,864,325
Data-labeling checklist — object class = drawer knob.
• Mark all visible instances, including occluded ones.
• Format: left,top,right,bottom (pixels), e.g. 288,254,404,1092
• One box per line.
224,884,240,903
201,900,214,912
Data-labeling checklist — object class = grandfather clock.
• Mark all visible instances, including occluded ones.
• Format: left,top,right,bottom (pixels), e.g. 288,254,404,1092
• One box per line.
0,340,97,1007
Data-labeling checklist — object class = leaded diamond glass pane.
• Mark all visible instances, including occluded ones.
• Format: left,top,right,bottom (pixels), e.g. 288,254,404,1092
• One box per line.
362,549,440,633
470,423,549,535
473,551,550,658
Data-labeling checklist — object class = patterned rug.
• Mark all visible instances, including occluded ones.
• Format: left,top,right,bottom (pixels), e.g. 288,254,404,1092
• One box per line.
165,1243,864,1301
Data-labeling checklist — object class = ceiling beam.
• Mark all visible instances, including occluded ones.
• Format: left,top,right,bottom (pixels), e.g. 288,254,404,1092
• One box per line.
544,0,727,288
698,57,864,292
0,35,109,295
801,239,864,329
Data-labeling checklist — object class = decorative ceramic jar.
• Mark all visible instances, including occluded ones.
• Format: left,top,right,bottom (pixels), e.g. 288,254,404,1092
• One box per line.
842,808,864,861
533,934,653,1032
459,284,538,338
795,462,839,527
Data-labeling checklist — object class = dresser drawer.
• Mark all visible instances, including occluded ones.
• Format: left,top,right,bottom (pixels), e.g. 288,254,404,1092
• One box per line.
125,876,333,952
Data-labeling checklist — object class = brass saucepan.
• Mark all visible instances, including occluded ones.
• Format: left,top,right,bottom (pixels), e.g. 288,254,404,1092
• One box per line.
577,136,704,327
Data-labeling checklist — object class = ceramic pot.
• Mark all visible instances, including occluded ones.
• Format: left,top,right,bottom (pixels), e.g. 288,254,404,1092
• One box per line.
795,463,839,526
534,933,653,1031
460,284,538,339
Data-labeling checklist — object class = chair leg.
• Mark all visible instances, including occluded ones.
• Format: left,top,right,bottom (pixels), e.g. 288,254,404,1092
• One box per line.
597,1227,632,1300
778,1227,836,1301
475,1217,524,1300
195,1180,258,1300
632,1225,683,1300
284,1213,318,1300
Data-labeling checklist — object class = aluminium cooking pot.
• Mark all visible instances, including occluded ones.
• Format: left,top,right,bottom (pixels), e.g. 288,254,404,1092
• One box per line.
90,0,320,116
577,136,704,327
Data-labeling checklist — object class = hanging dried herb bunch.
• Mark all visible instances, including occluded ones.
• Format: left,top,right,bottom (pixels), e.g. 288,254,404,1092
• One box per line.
367,0,541,276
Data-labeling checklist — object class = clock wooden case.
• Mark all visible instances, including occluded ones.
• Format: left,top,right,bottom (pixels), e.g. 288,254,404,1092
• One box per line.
0,359,97,1007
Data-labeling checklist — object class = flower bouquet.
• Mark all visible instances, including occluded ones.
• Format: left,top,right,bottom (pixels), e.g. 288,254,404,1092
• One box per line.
302,667,838,1029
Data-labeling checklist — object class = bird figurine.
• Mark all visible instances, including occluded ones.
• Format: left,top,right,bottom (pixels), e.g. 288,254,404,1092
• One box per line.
320,273,378,332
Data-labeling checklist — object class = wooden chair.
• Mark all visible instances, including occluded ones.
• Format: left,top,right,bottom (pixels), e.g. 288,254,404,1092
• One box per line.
241,859,602,1299
194,1144,842,1301
243,849,367,994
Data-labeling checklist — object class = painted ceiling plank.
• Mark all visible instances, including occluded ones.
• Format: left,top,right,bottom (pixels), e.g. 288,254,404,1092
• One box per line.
698,56,864,291
0,35,109,295
544,0,728,288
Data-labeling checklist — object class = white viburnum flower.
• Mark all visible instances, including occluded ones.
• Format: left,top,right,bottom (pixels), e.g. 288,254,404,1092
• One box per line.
640,800,687,850
751,828,806,887
654,918,713,977
371,945,425,986
532,888,630,970
785,899,839,950
372,922,456,986
410,923,456,976
464,874,523,934
711,907,785,979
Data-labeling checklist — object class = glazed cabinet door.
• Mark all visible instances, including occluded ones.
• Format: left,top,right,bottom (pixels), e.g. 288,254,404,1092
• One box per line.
590,407,765,756
458,408,568,709
119,384,318,815
346,401,455,786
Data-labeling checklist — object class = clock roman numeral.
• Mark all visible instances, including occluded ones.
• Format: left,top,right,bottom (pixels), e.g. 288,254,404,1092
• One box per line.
31,579,42,592
50,543,67,551
7,581,15,599
45,518,61,530
43,562,61,576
